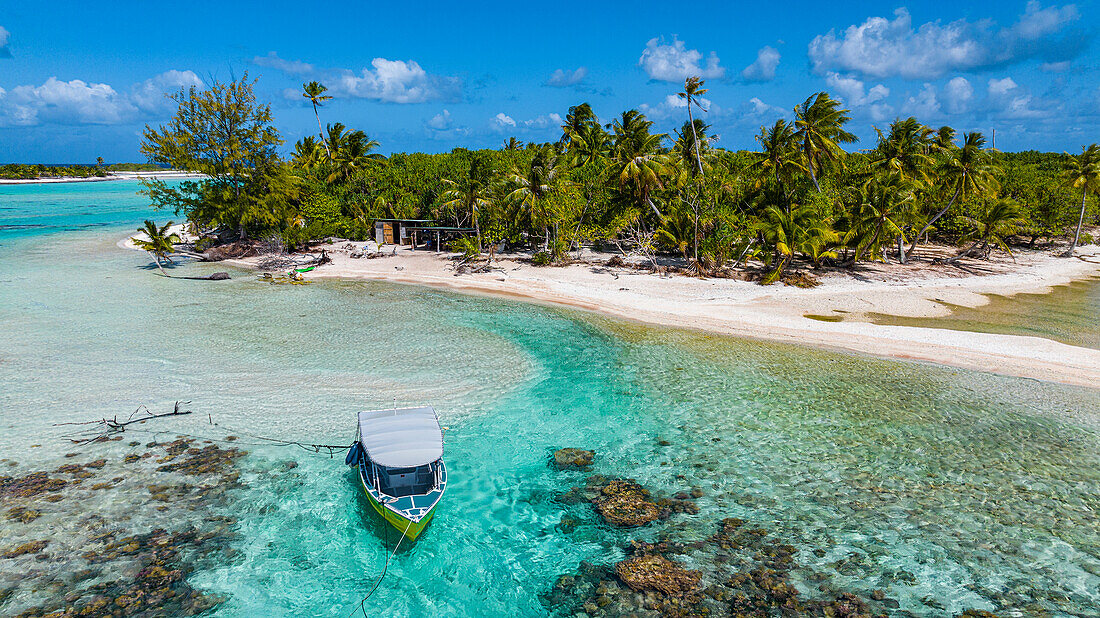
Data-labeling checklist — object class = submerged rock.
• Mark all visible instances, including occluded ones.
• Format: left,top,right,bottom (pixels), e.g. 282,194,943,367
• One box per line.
615,554,700,596
1,540,48,558
591,479,660,527
553,448,595,470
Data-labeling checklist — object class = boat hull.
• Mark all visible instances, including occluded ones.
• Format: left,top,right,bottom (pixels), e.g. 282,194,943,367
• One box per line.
357,465,437,541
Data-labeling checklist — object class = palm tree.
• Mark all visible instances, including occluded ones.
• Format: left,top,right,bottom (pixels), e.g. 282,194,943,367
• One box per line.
793,92,857,191
609,110,670,220
567,123,611,168
324,124,382,183
933,126,957,151
441,158,495,253
292,136,325,170
132,220,181,277
560,103,598,147
760,204,838,283
507,145,568,251
950,198,1028,261
1061,143,1100,257
302,81,333,159
750,119,806,193
677,77,708,178
906,132,998,259
845,174,916,264
869,117,935,185
503,137,524,151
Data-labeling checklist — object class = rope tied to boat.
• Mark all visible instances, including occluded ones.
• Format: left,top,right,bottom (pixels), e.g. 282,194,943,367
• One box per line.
347,509,413,618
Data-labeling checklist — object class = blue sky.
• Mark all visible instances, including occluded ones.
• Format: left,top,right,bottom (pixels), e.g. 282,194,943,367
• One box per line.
1,0,1097,162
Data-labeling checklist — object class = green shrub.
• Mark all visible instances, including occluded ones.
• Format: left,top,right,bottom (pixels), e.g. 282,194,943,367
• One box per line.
532,250,552,266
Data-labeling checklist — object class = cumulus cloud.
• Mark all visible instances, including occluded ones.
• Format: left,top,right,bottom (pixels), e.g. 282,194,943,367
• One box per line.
985,77,1052,119
424,109,470,139
546,67,588,87
824,72,889,107
0,71,202,127
523,112,563,130
252,51,315,76
902,84,941,117
0,26,11,58
943,77,974,113
331,58,460,103
638,36,725,82
808,3,1087,80
130,70,203,113
490,112,516,130
747,97,785,117
663,93,711,109
741,46,780,82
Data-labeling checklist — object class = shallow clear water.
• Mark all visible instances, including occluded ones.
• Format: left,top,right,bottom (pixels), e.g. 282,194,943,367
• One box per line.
2,182,1100,617
867,278,1100,351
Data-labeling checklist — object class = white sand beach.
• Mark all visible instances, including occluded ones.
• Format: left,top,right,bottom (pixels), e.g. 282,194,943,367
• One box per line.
0,171,205,185
227,242,1100,388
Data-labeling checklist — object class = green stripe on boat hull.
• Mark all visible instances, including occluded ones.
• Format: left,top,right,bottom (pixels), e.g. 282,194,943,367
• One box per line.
358,466,437,541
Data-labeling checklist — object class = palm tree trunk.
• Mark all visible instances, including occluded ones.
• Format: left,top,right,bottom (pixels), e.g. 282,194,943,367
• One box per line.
149,253,172,278
314,102,330,159
472,204,482,253
907,184,961,259
1063,188,1088,257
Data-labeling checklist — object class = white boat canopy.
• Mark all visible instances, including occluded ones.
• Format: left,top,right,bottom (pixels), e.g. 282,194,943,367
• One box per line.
358,406,444,468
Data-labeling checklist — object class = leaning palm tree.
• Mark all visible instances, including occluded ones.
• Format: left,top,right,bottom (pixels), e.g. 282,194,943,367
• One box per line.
1061,143,1100,257
132,220,181,277
845,173,917,264
949,198,1028,261
677,77,708,178
906,132,998,259
302,81,333,158
793,92,858,191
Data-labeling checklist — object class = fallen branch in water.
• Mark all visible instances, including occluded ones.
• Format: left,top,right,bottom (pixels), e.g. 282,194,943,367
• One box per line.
55,401,193,444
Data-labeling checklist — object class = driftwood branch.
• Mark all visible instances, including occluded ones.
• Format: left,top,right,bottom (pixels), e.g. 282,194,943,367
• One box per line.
55,401,193,444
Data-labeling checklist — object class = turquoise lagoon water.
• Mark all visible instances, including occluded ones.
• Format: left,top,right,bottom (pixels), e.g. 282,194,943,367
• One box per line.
2,182,1100,616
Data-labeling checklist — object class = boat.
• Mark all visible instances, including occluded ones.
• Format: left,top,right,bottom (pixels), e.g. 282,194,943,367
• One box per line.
345,406,447,541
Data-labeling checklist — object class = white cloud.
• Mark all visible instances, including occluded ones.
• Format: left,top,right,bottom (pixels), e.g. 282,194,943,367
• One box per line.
425,109,469,139
988,77,1019,96
747,97,785,117
523,112,563,130
252,51,315,76
0,26,11,58
825,72,889,107
741,46,780,82
546,67,588,87
0,71,204,127
638,37,725,82
130,70,203,114
1039,60,1071,72
0,77,136,126
332,58,460,103
808,4,1084,80
490,112,516,130
986,77,1050,119
663,93,712,109
943,77,974,113
902,83,941,117
428,109,453,130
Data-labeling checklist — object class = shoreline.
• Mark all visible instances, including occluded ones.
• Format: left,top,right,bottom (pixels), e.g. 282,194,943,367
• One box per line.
130,234,1100,388
0,171,206,185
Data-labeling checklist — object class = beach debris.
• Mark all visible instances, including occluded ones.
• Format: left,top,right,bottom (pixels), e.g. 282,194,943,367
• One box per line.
54,401,193,444
552,448,595,470
781,272,820,288
615,554,700,596
590,479,660,527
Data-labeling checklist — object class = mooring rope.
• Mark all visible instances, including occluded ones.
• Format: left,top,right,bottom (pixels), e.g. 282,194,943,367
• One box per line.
348,514,413,618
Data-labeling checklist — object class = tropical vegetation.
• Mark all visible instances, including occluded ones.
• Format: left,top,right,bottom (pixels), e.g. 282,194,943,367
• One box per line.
138,75,1098,282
